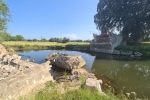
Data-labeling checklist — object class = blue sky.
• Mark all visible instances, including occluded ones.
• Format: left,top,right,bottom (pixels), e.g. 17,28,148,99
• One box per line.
5,0,100,40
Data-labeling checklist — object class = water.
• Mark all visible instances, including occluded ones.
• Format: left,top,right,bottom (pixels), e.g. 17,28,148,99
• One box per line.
17,50,150,99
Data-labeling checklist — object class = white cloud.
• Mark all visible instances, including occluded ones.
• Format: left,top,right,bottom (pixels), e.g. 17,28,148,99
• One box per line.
63,34,78,40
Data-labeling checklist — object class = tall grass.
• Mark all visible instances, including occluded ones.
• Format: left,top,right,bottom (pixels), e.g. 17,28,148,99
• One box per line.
19,82,127,100
2,41,90,46
2,41,90,50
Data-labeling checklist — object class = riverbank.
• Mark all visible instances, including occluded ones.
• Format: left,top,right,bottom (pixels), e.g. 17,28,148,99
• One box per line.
3,41,150,57
0,44,129,100
2,41,90,51
19,81,126,100
115,43,150,56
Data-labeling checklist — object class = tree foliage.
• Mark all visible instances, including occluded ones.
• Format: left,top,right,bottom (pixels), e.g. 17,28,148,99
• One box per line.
15,35,25,41
0,0,10,32
49,37,70,43
0,32,11,41
41,38,48,42
0,32,25,41
94,0,150,43
62,37,70,43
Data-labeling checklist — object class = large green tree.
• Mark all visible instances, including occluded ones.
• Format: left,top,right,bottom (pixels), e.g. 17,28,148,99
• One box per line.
0,0,10,31
94,0,150,43
0,0,10,43
0,32,11,41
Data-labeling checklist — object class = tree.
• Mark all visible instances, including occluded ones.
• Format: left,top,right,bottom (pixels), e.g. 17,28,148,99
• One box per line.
15,35,25,41
0,0,10,32
11,36,17,41
57,38,62,43
0,32,11,41
41,38,47,42
62,37,70,43
49,38,55,42
32,38,37,41
94,0,150,43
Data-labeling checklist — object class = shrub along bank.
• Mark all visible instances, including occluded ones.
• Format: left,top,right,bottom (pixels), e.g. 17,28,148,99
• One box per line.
115,43,150,56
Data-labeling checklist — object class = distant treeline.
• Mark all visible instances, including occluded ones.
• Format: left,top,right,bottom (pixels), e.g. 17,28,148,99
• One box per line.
26,37,92,43
0,32,92,43
0,32,25,42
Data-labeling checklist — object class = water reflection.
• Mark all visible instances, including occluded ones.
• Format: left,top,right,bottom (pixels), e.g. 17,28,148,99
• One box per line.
92,55,150,99
17,50,95,71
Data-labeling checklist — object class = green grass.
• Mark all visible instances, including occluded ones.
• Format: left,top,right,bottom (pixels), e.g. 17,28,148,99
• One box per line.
115,43,150,56
19,82,126,100
2,41,90,50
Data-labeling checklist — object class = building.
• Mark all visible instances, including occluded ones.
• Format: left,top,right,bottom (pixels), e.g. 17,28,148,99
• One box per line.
90,33,123,54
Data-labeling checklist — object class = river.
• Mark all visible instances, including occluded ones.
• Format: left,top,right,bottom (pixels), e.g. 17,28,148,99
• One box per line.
17,49,150,99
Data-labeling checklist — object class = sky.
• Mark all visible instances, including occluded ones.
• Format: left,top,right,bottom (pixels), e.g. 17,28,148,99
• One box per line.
4,0,100,40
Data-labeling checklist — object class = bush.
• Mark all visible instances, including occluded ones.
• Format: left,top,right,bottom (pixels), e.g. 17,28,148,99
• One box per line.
115,44,150,56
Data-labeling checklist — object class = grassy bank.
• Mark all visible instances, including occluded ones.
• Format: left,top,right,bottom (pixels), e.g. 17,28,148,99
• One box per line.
19,82,126,100
2,41,90,50
115,42,150,56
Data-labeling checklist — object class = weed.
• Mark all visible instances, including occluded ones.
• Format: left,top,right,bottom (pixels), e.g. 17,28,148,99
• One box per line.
62,70,67,79
80,76,86,87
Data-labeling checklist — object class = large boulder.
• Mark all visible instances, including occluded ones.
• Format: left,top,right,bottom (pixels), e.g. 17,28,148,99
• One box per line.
45,53,86,70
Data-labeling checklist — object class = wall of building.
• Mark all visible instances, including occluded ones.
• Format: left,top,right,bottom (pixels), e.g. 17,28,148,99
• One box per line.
93,35,110,43
92,33,123,54
90,43,113,53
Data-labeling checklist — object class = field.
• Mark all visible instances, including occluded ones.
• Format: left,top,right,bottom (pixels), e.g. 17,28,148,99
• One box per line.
2,41,90,50
2,41,90,46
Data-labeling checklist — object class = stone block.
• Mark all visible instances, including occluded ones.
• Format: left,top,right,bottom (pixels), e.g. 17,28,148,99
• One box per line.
15,81,23,88
85,78,103,93
0,71,3,79
7,85,20,99
11,67,18,75
30,67,41,73
27,76,35,85
17,75,27,81
19,65,26,71
23,69,32,75
7,78,18,86
16,71,23,76
0,82,7,91
3,72,9,78
44,72,51,77
11,59,20,65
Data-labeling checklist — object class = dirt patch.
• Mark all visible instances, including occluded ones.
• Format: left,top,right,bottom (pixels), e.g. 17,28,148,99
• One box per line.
0,44,7,53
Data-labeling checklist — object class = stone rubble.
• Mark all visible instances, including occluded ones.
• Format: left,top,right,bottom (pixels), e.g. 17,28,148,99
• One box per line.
0,51,54,100
0,46,105,99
